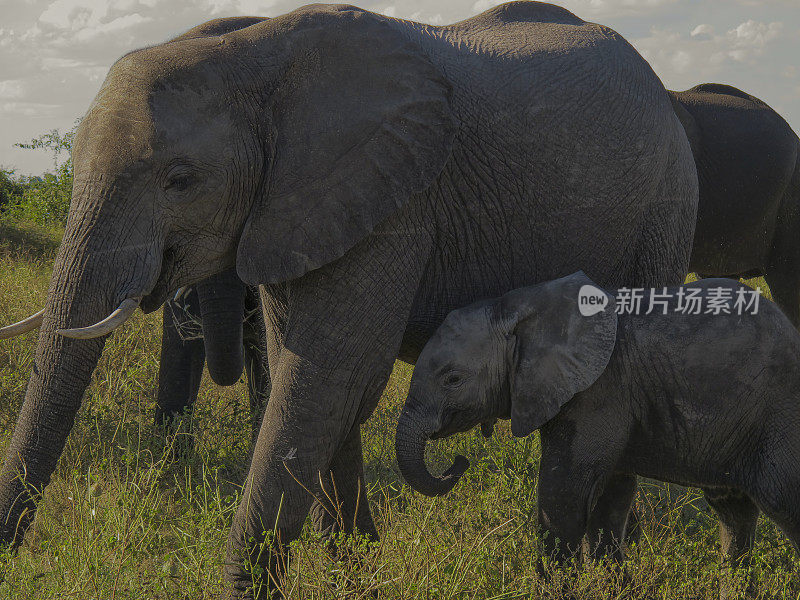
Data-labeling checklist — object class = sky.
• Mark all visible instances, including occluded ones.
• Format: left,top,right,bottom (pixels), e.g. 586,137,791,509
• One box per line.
0,0,798,175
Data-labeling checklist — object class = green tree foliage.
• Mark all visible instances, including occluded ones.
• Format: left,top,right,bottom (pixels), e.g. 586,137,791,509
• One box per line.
1,124,76,226
0,168,25,211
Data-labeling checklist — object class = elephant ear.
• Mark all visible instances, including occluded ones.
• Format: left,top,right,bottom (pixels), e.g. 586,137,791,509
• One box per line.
500,272,618,437
237,7,456,284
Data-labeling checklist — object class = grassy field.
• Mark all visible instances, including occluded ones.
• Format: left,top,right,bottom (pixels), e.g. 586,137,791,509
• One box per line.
0,218,798,599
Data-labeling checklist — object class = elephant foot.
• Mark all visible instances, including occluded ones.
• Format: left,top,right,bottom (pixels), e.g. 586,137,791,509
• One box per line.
224,549,291,600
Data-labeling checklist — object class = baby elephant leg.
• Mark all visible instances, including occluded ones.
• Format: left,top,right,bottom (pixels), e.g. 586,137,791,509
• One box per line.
703,487,758,569
585,473,637,562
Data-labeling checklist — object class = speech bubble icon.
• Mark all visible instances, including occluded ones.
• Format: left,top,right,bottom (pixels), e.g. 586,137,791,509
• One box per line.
578,284,608,316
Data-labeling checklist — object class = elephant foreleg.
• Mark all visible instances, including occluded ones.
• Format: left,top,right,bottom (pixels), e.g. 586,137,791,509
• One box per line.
223,223,428,600
224,351,396,600
585,472,637,562
309,426,378,554
703,487,758,569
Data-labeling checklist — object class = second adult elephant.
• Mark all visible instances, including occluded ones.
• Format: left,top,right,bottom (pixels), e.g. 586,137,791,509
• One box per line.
671,84,800,325
156,269,269,442
0,4,698,597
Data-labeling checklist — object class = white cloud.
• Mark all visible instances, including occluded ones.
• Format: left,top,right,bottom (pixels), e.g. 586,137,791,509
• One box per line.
39,0,110,30
471,0,501,13
584,0,678,12
727,19,782,48
636,18,785,82
73,13,151,41
690,24,714,39
1,101,60,117
41,57,88,69
0,80,26,99
564,0,681,17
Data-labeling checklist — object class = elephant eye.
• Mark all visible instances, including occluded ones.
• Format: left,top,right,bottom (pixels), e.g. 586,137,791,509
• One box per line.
441,370,468,389
165,174,196,194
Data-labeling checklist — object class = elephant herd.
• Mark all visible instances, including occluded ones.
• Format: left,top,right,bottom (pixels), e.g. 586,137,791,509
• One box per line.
0,3,798,598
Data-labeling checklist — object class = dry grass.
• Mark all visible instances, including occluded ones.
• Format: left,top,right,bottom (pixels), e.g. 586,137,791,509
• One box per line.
0,219,797,599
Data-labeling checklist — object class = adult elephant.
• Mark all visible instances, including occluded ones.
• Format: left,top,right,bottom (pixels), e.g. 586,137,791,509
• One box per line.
156,269,269,443
0,3,697,597
671,84,800,325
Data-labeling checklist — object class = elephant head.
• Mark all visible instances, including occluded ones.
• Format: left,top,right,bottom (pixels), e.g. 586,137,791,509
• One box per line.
395,272,618,496
0,5,454,547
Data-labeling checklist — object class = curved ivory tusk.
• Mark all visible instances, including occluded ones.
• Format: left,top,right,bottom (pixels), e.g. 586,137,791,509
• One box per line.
57,298,141,339
0,309,45,340
173,286,190,302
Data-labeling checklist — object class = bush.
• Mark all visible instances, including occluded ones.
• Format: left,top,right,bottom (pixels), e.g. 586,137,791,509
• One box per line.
0,126,76,226
0,169,26,212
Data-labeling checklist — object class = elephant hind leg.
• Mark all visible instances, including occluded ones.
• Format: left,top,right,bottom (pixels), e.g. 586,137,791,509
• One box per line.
703,487,759,569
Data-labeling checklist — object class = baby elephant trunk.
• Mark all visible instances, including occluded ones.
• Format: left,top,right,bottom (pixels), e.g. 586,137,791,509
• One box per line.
395,403,469,497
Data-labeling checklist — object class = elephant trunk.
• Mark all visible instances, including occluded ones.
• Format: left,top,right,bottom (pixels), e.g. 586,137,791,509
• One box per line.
395,403,469,497
195,269,246,386
155,294,206,426
0,238,155,547
0,173,166,549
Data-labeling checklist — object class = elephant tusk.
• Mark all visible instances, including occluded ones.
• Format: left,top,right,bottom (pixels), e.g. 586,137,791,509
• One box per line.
173,286,190,302
57,298,141,339
0,309,45,339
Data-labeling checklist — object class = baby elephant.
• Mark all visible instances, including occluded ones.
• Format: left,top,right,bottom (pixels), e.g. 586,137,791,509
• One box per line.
395,271,800,567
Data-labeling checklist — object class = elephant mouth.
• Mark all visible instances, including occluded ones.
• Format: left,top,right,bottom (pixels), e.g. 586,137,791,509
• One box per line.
429,412,495,440
140,247,179,313
430,419,496,440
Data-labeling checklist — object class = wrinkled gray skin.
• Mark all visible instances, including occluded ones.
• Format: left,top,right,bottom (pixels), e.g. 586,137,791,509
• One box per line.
159,19,273,438
156,269,269,444
398,271,800,572
671,84,800,325
0,4,698,597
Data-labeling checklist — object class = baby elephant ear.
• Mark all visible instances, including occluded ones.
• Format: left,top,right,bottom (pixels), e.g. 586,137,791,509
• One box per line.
237,7,456,285
500,272,618,437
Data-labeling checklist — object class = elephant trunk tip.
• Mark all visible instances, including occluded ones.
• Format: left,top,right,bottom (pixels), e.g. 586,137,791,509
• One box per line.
407,454,469,498
435,454,470,496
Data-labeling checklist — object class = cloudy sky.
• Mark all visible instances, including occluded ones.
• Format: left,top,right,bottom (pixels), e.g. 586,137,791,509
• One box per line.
1,0,798,174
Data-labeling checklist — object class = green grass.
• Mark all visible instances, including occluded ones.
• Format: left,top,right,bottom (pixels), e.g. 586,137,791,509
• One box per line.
0,219,797,598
